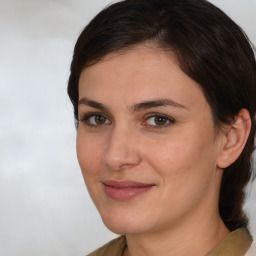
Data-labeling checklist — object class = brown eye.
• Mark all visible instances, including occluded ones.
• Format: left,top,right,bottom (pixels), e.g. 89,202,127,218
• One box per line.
84,114,111,126
144,114,174,127
154,116,168,125
95,115,107,124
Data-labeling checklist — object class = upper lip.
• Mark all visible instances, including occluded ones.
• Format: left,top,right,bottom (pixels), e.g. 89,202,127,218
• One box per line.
103,180,155,188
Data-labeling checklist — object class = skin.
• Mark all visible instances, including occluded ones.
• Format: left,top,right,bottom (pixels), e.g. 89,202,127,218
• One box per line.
77,44,231,256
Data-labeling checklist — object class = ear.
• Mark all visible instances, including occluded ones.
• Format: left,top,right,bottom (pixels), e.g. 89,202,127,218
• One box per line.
217,108,251,169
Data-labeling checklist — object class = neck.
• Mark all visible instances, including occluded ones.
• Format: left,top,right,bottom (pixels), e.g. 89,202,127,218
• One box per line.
123,210,229,256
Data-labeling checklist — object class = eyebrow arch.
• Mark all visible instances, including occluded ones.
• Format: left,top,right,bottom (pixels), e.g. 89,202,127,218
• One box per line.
132,98,188,112
78,97,188,113
78,97,109,112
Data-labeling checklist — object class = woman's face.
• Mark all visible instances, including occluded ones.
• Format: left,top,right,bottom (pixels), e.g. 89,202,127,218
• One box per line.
77,45,225,235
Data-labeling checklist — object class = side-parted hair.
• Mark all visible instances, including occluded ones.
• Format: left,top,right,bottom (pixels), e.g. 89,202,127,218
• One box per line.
68,0,256,231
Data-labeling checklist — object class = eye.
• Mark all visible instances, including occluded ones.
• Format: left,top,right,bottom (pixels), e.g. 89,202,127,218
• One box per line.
80,113,111,126
144,114,174,127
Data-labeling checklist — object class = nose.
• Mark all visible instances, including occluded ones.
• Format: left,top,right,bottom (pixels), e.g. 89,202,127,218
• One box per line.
103,125,142,171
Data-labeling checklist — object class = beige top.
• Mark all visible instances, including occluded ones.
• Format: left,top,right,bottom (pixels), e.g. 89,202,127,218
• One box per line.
87,228,252,256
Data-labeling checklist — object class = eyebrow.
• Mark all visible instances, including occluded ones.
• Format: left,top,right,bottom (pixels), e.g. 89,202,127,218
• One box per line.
78,97,109,112
78,97,188,112
132,98,188,112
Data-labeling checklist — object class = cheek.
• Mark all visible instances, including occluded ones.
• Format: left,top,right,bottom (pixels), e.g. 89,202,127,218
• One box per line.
144,133,218,214
145,127,218,184
76,131,107,206
76,131,103,177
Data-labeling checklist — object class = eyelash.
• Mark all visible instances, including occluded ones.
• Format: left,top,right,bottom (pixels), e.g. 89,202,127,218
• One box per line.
143,113,175,128
79,113,111,128
79,113,175,128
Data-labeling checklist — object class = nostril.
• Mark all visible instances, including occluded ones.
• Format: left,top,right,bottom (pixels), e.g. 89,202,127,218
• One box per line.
119,163,135,169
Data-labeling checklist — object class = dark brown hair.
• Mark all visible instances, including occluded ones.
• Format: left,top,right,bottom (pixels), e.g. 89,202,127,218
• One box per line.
68,0,256,231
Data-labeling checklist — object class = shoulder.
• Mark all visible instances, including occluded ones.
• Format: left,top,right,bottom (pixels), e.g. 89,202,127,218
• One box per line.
207,228,253,256
87,236,126,256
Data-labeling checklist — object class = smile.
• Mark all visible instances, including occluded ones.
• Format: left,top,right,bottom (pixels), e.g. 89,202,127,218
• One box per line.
103,180,155,201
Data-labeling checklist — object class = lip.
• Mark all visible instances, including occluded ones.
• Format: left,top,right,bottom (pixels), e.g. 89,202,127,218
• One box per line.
103,180,155,201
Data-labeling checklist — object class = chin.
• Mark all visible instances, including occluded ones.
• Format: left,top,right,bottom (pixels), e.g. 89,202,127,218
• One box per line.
100,210,153,235
103,221,147,235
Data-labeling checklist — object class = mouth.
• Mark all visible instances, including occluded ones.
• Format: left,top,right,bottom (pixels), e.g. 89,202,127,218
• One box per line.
102,180,155,201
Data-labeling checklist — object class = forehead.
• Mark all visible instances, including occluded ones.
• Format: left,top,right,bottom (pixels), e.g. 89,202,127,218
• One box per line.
78,44,208,111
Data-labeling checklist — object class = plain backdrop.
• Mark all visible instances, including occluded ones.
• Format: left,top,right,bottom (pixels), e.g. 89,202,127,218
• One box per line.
0,0,255,255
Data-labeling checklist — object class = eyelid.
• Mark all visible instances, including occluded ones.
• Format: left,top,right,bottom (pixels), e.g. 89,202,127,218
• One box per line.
143,113,175,127
79,112,175,128
79,112,111,126
79,111,107,120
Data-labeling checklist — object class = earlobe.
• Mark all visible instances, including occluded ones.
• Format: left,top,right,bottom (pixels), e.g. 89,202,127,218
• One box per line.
217,109,251,169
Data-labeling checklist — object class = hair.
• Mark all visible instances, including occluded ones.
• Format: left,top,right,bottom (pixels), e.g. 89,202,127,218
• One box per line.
67,0,256,231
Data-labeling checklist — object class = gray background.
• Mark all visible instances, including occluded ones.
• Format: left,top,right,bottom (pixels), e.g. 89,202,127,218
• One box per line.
0,0,255,255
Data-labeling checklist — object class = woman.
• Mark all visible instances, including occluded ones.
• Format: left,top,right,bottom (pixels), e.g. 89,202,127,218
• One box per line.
68,0,256,255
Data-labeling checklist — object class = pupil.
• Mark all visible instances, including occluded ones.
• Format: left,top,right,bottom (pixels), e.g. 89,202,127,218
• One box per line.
155,116,166,125
96,116,105,124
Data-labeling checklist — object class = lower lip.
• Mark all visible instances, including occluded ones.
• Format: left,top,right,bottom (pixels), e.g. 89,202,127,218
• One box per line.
104,185,154,201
